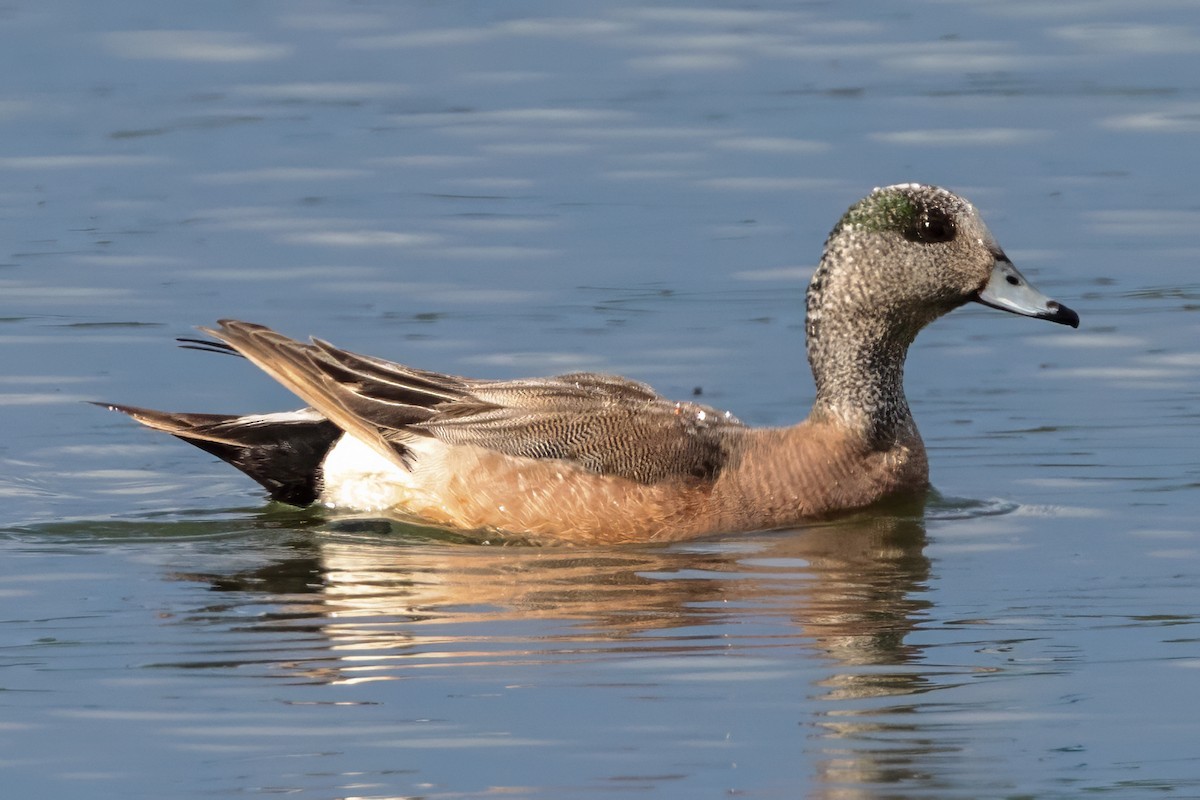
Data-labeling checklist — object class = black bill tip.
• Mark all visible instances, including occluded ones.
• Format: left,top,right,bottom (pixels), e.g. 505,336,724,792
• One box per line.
1044,301,1080,329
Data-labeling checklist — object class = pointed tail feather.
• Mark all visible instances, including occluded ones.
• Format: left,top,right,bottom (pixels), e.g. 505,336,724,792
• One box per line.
95,402,340,506
176,336,241,357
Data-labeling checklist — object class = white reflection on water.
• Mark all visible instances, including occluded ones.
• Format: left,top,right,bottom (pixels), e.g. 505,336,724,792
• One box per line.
396,108,632,127
0,393,92,406
230,82,410,100
0,155,169,169
1103,104,1200,133
883,51,1063,71
1052,23,1200,53
1030,332,1146,348
1010,504,1108,518
280,230,443,248
369,155,486,168
46,444,164,457
870,128,1052,146
462,351,611,370
629,53,744,72
0,100,35,119
102,30,292,62
624,8,807,26
0,285,136,303
696,176,844,191
70,254,190,268
347,28,500,50
277,11,391,32
432,216,558,233
194,168,369,185
0,375,96,385
186,266,378,281
482,142,592,156
971,0,1199,18
603,168,695,181
1087,209,1200,235
560,125,718,142
1051,366,1187,382
713,136,829,154
444,176,536,190
729,264,811,280
312,284,549,305
1146,548,1200,559
197,208,382,232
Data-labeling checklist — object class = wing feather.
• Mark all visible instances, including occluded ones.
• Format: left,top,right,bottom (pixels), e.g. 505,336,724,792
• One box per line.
204,320,745,484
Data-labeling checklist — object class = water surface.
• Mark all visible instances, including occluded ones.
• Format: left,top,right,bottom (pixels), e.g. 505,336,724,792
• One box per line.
2,1,1200,797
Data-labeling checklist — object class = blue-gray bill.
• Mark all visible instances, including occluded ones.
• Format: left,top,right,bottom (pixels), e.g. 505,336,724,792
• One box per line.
974,257,1079,328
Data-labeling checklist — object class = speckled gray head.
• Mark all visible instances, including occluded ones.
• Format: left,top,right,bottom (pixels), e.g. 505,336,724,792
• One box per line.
808,183,1078,343
806,183,1078,438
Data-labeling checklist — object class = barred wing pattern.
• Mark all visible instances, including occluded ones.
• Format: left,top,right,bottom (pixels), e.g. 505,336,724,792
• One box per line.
205,321,746,485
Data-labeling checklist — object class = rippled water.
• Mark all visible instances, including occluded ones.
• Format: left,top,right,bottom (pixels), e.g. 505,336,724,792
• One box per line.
3,1,1200,797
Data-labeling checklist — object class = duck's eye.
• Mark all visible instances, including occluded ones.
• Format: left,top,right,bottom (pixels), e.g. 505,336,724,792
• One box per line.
905,210,957,244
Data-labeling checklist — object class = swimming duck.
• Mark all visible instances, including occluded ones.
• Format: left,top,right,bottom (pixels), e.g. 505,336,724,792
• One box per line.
100,184,1078,543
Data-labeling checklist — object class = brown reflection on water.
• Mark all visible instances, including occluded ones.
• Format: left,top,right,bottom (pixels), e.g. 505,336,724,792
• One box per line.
187,508,934,779
180,505,936,794
187,508,930,674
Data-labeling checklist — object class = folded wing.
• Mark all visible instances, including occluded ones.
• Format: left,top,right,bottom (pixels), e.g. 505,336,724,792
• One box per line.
204,320,746,485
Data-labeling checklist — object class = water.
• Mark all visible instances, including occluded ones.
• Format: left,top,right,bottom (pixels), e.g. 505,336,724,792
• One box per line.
2,1,1200,797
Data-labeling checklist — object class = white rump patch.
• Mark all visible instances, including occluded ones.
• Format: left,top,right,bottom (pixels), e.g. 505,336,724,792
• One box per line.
320,434,430,513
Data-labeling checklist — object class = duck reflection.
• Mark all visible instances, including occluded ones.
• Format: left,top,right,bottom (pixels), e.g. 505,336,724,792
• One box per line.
186,501,930,685
182,503,936,794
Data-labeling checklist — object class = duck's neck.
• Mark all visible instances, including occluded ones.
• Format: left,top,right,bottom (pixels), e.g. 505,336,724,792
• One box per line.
806,321,920,449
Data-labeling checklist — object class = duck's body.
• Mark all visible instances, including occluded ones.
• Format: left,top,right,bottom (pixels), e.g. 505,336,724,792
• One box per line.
316,412,927,544
101,184,1077,544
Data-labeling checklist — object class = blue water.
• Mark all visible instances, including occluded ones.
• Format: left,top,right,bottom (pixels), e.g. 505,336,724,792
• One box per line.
2,1,1200,797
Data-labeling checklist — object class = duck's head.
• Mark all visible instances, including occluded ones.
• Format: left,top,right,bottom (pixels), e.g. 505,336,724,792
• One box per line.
807,183,1078,354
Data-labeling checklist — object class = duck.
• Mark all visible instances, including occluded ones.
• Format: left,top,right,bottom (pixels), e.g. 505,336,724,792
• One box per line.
99,184,1078,544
